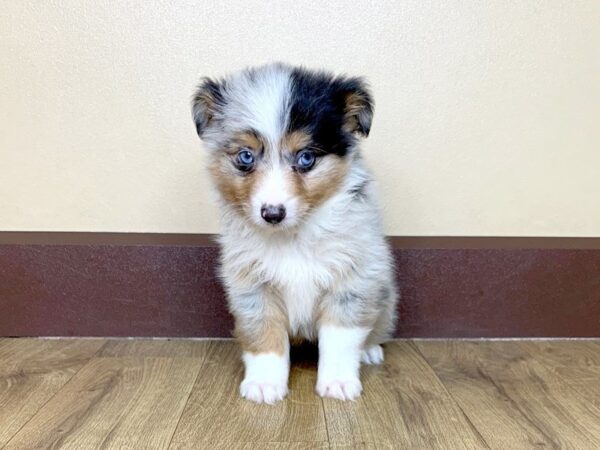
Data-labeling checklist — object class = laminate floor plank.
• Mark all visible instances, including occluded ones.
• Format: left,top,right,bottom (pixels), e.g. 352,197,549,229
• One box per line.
0,338,105,447
98,338,213,358
169,341,329,449
4,355,204,449
520,340,600,411
322,341,488,449
4,338,600,449
416,340,600,449
209,443,329,450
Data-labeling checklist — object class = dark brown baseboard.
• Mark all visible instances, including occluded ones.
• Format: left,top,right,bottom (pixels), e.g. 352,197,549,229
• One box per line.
2,232,600,248
1,233,599,338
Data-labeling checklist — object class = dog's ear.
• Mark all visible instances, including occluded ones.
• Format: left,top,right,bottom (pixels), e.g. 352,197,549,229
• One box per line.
192,77,225,138
337,78,374,137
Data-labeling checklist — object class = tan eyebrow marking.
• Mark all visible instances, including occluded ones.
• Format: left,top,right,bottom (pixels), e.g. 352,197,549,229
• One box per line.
281,130,312,153
225,130,265,155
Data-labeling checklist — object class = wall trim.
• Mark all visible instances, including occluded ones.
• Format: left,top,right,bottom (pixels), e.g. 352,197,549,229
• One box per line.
1,232,599,248
1,232,599,338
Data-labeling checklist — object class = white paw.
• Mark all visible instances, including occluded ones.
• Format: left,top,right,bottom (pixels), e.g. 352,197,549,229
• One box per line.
316,377,362,401
361,345,384,365
240,379,288,404
317,325,369,401
240,351,289,404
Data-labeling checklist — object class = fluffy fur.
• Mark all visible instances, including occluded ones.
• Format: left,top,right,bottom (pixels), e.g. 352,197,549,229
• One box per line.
192,63,398,403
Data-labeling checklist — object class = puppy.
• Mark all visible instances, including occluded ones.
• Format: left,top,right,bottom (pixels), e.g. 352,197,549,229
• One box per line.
192,63,398,404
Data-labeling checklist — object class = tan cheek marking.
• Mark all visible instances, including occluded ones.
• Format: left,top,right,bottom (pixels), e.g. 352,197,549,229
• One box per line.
208,155,264,210
292,156,350,209
209,130,270,210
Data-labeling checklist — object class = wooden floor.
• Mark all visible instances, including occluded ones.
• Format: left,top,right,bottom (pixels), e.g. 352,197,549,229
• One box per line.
1,339,600,449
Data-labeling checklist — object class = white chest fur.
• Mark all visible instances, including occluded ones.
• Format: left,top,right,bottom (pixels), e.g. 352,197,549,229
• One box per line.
221,220,356,339
258,240,330,339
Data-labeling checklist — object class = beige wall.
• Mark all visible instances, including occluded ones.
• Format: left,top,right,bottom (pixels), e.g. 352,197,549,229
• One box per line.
1,1,598,236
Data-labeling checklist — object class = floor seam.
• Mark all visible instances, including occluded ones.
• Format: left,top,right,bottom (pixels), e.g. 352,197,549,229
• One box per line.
165,342,214,449
320,395,332,449
409,340,492,450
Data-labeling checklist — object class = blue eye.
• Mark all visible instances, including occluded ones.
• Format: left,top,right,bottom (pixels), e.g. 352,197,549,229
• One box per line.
296,150,316,171
236,149,255,170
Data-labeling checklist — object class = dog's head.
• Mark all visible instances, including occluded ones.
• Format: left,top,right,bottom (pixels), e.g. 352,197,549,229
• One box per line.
192,63,373,231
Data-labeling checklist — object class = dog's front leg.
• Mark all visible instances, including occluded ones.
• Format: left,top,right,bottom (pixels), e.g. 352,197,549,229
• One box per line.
231,288,289,404
316,291,380,401
316,324,370,401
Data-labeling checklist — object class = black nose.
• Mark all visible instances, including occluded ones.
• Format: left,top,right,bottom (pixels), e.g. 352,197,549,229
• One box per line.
261,204,286,224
